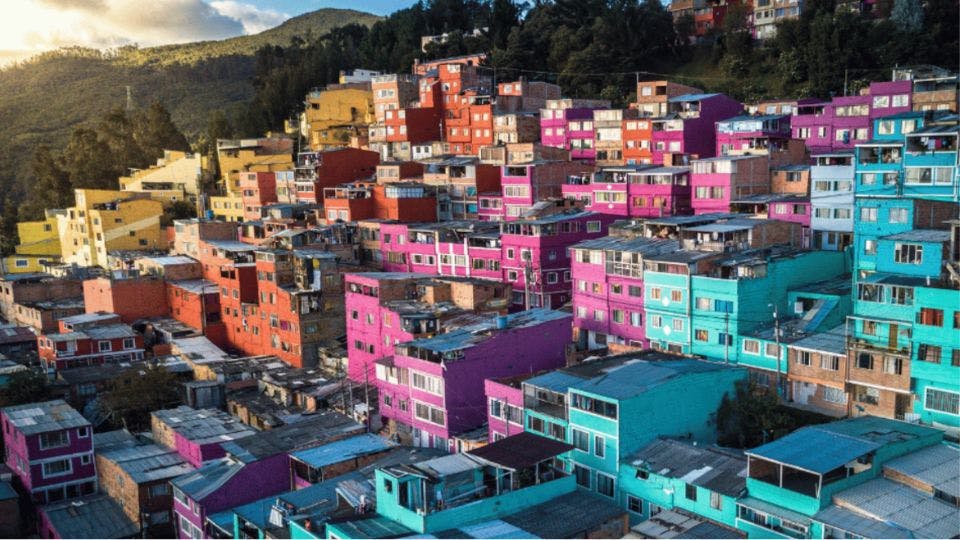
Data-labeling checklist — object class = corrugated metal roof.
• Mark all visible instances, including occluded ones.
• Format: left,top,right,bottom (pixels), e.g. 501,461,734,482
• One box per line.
571,236,679,255
98,443,194,483
290,434,395,468
40,495,139,539
171,457,243,500
329,515,414,538
628,438,747,497
457,520,538,538
222,411,363,463
571,359,740,400
499,490,625,538
789,326,847,355
884,444,960,499
669,93,721,102
832,477,960,538
746,426,880,474
881,229,950,243
525,370,586,393
814,505,911,538
2,400,89,435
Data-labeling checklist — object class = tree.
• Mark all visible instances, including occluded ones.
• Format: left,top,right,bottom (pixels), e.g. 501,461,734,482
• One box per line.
133,101,191,160
716,379,831,448
891,0,923,33
100,366,182,431
0,370,52,408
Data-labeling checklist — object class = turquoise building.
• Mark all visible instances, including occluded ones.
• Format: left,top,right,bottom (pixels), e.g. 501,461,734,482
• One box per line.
736,416,951,539
521,353,746,513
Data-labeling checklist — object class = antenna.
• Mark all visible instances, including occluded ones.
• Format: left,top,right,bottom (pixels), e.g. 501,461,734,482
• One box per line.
125,85,134,111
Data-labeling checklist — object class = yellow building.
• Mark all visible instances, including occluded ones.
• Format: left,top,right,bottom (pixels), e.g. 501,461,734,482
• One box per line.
208,194,245,222
303,84,375,151
1,210,65,274
217,137,294,195
57,189,164,268
119,150,207,205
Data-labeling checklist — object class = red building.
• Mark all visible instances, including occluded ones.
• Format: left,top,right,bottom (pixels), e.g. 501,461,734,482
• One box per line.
37,312,144,372
295,148,380,204
240,172,278,221
322,183,438,223
166,280,227,348
82,276,168,324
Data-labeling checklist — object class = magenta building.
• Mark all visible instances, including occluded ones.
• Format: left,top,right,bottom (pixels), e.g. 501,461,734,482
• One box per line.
151,406,256,468
477,193,504,221
1,400,96,505
570,236,679,349
540,100,609,161
651,93,743,164
483,375,529,443
374,308,570,452
791,80,913,154
500,210,615,308
690,155,771,215
501,161,593,220
563,166,693,218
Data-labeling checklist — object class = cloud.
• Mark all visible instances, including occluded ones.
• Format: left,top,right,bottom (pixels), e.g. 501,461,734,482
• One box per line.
210,1,288,35
0,0,289,54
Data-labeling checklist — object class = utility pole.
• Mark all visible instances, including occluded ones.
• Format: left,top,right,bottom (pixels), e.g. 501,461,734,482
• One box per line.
843,69,848,97
125,85,134,111
523,257,533,311
724,312,729,364
773,307,782,398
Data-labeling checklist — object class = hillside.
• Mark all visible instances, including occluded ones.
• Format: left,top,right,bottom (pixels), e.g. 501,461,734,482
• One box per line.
0,8,380,211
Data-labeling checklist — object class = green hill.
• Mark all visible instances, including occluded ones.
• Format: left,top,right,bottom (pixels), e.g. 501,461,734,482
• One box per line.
0,8,380,208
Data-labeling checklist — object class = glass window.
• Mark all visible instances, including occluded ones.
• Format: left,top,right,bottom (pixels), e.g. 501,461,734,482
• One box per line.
925,388,959,415
572,428,590,452
596,473,615,497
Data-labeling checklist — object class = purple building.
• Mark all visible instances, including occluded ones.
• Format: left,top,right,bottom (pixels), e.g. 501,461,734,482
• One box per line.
715,114,792,156
651,93,743,164
570,236,679,350
375,308,570,452
562,166,693,218
170,411,363,539
1,400,96,504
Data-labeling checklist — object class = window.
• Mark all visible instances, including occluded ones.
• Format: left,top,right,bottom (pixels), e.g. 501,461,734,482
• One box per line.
823,387,847,404
894,243,923,264
672,318,683,331
149,484,170,498
593,310,604,322
685,484,698,501
98,340,112,352
574,465,591,488
42,459,72,478
695,329,709,342
586,221,601,233
650,288,662,300
80,454,91,465
917,344,941,363
651,315,662,328
413,402,445,426
572,428,590,452
571,394,618,418
889,208,908,223
918,308,944,327
820,355,840,371
670,290,682,302
857,352,875,370
696,297,711,310
925,388,959,415
39,431,69,450
860,207,877,222
765,343,780,358
883,356,903,375
596,473,615,497
612,310,624,324
77,427,89,438
627,495,643,514
710,491,722,510
796,351,811,366
864,239,877,255
743,340,760,355
630,312,642,327
411,372,443,395
594,435,605,458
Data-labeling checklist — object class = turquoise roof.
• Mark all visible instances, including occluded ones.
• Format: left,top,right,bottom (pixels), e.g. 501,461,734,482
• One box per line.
290,434,394,468
571,359,738,400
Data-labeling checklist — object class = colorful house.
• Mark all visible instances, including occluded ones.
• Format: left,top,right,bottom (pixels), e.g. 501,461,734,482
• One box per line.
1,400,96,504
36,312,144,373
151,406,256,468
303,83,374,151
690,155,771,215
540,98,611,161
500,160,592,219
651,93,743,164
810,152,855,251
2,210,64,274
375,308,570,452
563,166,693,218
57,189,164,268
570,235,679,350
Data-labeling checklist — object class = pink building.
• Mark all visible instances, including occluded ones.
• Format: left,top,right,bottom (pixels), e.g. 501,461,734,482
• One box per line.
791,80,913,154
570,236,679,350
1,400,96,504
379,221,500,274
483,375,529,443
501,160,593,220
540,99,610,161
477,193,504,221
500,210,616,309
344,273,511,382
690,155,771,215
375,308,570,452
562,166,693,218
651,93,743,164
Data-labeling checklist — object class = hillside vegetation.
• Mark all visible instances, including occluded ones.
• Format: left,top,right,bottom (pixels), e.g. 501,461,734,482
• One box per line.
0,8,381,229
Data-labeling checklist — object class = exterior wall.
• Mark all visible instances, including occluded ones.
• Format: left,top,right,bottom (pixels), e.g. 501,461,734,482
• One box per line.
690,156,770,215
618,465,738,526
58,190,164,268
82,277,169,323
1,411,95,502
483,379,524,442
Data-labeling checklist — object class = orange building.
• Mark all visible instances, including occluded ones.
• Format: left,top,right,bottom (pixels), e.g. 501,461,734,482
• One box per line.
166,280,227,348
622,117,655,165
323,183,438,223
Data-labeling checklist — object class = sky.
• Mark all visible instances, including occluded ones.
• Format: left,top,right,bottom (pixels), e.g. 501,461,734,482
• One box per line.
0,0,417,63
